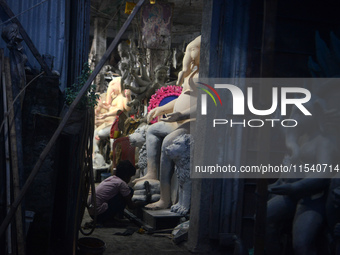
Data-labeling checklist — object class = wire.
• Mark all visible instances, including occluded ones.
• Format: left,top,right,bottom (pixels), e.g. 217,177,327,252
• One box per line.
78,109,97,236
0,0,49,27
0,71,45,134
101,2,125,33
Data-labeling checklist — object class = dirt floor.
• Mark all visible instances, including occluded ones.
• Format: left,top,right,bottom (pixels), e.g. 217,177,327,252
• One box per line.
78,209,193,255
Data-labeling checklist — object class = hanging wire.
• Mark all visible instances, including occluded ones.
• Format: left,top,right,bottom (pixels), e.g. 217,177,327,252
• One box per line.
0,0,49,28
0,71,45,134
100,1,125,34
78,108,97,236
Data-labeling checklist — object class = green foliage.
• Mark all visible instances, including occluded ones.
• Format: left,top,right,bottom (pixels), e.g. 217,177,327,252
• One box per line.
65,63,99,109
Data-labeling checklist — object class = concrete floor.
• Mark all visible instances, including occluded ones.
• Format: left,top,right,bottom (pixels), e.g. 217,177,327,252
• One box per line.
78,209,193,255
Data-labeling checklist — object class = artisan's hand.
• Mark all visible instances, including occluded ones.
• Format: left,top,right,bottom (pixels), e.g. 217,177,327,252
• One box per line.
269,183,295,196
161,112,183,122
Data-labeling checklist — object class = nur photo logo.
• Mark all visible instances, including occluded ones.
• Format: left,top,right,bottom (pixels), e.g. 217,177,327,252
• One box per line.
198,79,313,128
197,82,222,115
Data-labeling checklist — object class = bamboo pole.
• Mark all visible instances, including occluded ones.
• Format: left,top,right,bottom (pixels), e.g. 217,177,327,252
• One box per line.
4,57,25,255
0,0,146,238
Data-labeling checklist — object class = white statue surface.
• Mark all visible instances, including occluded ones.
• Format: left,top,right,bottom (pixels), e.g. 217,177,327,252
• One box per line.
132,36,201,210
93,82,131,153
128,124,149,177
165,134,193,215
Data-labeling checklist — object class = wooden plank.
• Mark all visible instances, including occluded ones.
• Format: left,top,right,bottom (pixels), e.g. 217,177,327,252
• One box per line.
4,56,25,255
0,0,146,238
0,0,53,76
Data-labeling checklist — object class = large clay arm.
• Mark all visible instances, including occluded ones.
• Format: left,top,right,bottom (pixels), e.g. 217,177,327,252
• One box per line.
161,102,197,122
285,127,300,164
270,178,330,199
131,69,151,87
138,56,151,82
97,106,122,119
98,96,130,118
176,53,192,86
285,103,315,164
125,84,148,94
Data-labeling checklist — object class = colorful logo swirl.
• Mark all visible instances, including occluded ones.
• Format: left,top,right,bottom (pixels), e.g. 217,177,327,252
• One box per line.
197,82,222,106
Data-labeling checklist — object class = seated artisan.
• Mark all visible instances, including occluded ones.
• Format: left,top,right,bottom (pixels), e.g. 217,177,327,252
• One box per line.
87,160,141,226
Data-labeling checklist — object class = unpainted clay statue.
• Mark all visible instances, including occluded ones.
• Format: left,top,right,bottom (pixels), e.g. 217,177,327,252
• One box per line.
128,124,149,177
117,41,131,66
129,124,161,203
165,134,193,215
266,33,340,254
266,97,339,255
133,35,201,210
132,179,160,203
104,77,122,107
93,86,131,153
125,64,168,108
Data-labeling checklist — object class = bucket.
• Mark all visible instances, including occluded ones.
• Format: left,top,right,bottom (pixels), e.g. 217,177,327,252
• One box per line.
77,237,106,255
101,172,111,182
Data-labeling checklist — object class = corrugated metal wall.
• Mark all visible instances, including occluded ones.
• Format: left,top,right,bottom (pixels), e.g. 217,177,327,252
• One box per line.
0,0,90,90
66,0,91,88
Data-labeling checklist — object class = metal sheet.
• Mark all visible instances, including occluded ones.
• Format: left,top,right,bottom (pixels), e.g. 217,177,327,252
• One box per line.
0,0,90,90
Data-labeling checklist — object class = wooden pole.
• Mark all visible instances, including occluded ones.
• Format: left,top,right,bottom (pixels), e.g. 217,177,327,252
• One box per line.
0,0,146,238
1,49,13,254
5,56,25,255
253,1,278,255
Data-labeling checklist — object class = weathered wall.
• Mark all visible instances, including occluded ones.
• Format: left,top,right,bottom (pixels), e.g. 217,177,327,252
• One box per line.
0,0,91,91
21,75,61,254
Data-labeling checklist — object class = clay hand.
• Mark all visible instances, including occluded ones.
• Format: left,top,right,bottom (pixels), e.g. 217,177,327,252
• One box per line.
97,114,106,119
161,112,183,122
269,183,295,196
122,71,128,80
130,67,137,76
147,108,162,123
